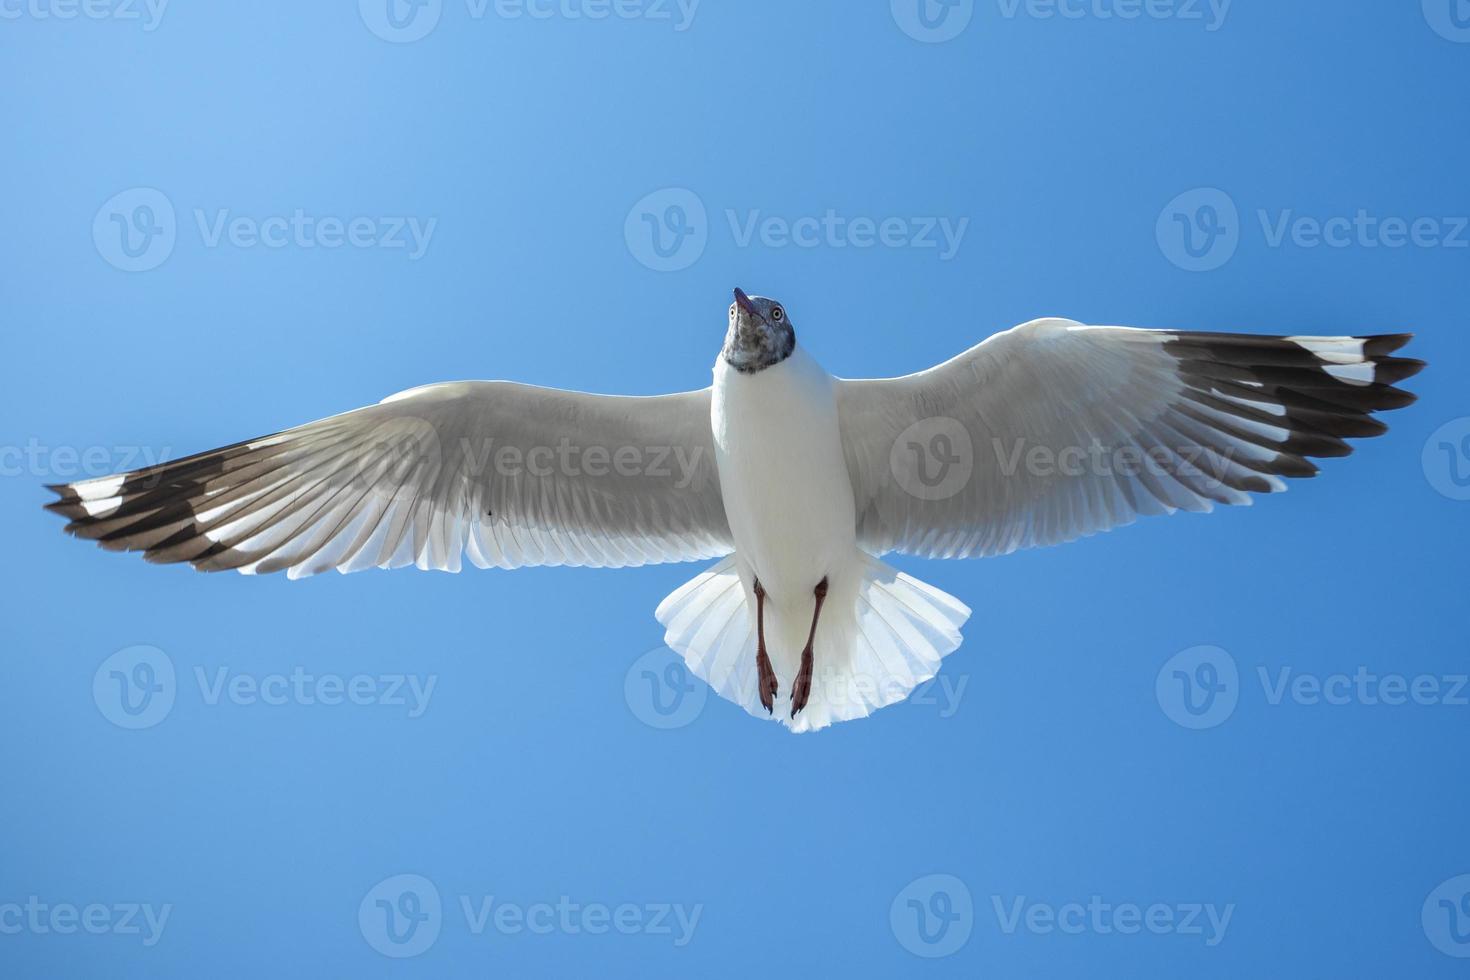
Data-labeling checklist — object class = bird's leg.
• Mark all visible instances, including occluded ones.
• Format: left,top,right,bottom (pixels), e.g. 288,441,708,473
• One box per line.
791,577,829,718
753,578,778,714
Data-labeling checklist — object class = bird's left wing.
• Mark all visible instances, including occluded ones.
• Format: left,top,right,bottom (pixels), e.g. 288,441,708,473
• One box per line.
836,318,1423,560
47,382,731,577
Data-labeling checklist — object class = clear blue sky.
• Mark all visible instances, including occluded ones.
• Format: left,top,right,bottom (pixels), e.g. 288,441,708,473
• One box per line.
3,2,1468,976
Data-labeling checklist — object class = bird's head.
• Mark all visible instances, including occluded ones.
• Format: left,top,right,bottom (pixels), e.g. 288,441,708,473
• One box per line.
723,287,796,374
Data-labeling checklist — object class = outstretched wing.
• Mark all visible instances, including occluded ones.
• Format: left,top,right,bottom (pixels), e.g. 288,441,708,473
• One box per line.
46,382,731,577
837,318,1424,560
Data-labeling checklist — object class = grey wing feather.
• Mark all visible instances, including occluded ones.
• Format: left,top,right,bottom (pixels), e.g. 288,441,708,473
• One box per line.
837,318,1423,560
46,382,732,577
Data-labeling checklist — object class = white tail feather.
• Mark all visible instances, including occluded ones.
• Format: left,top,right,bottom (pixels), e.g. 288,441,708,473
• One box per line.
654,553,971,732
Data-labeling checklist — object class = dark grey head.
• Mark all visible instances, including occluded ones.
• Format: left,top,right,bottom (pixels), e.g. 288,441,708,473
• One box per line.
724,287,796,373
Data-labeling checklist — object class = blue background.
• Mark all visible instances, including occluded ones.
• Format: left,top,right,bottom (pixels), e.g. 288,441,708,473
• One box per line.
3,1,1468,976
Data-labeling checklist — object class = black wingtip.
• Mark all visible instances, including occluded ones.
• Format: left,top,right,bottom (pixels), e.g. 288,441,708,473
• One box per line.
1383,356,1427,384
1362,332,1415,357
42,483,81,516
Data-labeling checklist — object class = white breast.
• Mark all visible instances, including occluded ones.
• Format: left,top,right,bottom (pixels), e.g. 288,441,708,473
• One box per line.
710,345,857,607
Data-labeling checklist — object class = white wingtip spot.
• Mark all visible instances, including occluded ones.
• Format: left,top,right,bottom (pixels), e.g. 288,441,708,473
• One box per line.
1213,387,1287,417
1323,361,1376,386
72,474,126,501
1288,337,1367,365
80,495,123,517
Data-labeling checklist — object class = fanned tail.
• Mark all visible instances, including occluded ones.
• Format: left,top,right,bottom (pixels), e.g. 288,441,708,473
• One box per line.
654,553,971,733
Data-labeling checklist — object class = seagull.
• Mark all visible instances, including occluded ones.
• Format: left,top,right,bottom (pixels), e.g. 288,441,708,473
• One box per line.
46,289,1424,731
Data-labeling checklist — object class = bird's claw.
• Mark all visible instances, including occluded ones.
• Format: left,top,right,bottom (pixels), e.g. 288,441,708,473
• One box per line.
756,651,778,714
790,653,813,718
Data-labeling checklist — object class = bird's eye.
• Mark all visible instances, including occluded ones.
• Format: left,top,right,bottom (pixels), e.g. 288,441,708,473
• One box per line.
771,307,784,322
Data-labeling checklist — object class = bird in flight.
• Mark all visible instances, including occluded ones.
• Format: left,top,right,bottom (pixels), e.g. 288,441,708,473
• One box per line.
46,289,1423,731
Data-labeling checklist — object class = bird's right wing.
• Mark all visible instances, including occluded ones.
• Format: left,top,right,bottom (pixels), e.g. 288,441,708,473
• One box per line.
836,318,1423,560
46,381,732,577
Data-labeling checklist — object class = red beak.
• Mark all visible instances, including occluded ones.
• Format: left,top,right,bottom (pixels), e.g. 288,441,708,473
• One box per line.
733,287,757,315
